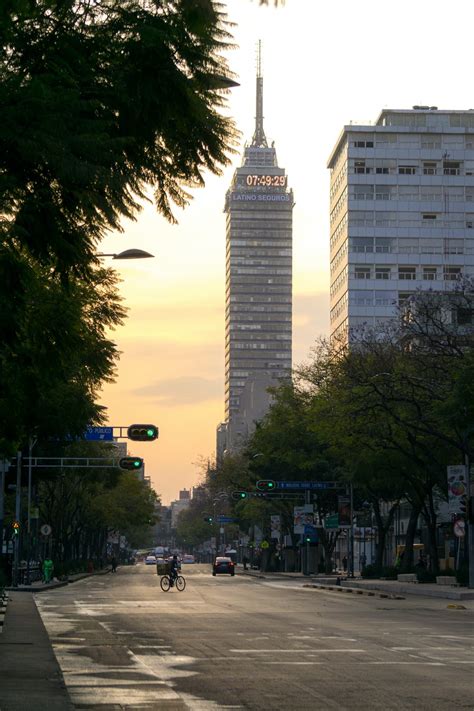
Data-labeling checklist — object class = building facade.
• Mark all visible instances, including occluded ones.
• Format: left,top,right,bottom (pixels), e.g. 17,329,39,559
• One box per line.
221,61,294,452
328,108,474,342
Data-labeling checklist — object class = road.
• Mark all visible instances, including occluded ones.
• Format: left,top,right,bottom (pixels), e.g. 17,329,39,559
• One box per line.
36,564,474,710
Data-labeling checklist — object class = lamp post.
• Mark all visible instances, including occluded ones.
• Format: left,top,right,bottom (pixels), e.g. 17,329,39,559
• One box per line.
97,249,154,260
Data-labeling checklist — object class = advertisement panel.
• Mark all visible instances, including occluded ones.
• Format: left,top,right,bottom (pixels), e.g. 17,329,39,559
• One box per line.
270,515,281,539
293,505,314,534
447,465,468,515
338,495,351,527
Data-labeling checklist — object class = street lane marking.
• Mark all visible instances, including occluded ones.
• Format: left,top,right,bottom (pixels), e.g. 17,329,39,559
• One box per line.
229,648,366,654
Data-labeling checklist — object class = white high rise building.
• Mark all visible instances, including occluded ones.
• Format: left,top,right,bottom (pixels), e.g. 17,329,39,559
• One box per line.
328,107,474,342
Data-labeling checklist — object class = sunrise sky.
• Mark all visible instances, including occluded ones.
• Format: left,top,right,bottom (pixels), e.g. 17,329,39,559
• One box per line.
98,0,474,504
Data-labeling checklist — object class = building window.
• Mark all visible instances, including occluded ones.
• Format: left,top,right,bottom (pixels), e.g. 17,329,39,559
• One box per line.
444,267,462,281
354,160,371,174
398,165,416,175
354,267,371,279
354,140,374,148
443,161,461,176
398,267,416,280
423,162,437,175
422,267,437,281
422,213,437,221
375,267,391,280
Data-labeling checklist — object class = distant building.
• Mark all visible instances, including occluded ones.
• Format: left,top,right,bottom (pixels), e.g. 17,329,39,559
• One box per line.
328,107,474,343
219,45,294,453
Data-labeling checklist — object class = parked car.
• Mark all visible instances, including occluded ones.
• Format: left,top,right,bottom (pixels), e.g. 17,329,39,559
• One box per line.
144,555,157,565
182,555,195,564
212,556,235,576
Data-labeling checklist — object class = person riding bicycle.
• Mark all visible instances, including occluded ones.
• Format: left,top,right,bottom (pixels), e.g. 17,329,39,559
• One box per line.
169,555,179,586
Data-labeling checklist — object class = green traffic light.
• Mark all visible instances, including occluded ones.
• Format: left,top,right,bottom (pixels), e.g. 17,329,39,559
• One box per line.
133,460,140,467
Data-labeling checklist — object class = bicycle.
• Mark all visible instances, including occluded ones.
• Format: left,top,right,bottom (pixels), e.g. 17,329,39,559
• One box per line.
160,573,186,592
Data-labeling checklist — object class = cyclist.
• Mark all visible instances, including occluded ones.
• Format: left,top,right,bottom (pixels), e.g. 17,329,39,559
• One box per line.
169,555,179,587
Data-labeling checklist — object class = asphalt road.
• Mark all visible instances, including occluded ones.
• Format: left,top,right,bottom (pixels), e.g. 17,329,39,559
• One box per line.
36,563,474,710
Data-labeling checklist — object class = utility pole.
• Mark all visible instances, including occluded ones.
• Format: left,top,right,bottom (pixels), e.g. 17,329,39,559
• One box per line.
0,458,8,563
465,454,474,589
12,451,22,587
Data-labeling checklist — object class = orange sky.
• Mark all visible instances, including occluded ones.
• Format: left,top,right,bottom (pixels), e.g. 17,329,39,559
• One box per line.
98,0,474,503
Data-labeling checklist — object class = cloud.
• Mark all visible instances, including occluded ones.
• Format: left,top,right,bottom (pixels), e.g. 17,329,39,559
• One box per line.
132,375,223,407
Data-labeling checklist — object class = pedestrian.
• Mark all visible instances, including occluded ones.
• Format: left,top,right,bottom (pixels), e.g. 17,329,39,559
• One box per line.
43,557,54,584
359,553,367,570
111,556,117,573
243,555,249,571
342,555,348,573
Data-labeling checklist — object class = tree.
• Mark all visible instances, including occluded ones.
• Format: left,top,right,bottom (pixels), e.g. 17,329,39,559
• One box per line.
0,261,126,449
1,0,238,273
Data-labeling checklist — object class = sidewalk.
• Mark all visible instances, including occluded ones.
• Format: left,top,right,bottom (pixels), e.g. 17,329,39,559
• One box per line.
5,566,112,593
240,569,474,601
0,592,73,710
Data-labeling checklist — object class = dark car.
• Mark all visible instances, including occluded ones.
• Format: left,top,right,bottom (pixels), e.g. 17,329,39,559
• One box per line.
212,556,235,576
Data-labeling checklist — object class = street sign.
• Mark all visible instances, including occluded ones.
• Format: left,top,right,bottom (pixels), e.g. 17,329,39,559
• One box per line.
40,524,52,536
277,481,337,490
325,514,339,529
84,426,114,441
217,516,237,523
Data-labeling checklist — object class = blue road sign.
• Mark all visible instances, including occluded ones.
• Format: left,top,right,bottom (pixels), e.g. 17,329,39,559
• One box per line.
277,481,336,490
84,426,114,441
217,516,237,523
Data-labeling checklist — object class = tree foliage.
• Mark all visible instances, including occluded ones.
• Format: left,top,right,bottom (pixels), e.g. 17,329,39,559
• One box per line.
1,0,238,273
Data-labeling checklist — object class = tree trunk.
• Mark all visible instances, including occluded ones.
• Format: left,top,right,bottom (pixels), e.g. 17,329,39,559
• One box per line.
400,503,421,572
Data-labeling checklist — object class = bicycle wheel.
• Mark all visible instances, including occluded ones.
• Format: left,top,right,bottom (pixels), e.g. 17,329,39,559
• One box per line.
175,575,186,592
160,575,171,592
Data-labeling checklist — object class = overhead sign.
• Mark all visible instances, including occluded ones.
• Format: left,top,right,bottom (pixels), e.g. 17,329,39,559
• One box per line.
84,426,114,441
216,516,236,524
325,514,339,529
278,481,337,490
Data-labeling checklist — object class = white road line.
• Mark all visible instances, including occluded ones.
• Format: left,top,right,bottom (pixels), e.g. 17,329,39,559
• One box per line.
229,648,366,654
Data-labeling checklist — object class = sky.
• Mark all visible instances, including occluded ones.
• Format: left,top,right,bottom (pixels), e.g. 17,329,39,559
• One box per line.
98,0,474,504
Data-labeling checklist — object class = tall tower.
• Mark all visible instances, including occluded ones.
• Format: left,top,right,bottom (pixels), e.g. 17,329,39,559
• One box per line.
221,44,294,453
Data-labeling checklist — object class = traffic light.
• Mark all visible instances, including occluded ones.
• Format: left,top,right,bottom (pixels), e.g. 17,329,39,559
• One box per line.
256,480,276,492
232,491,248,500
12,520,20,536
127,424,159,441
119,456,143,471
203,515,214,524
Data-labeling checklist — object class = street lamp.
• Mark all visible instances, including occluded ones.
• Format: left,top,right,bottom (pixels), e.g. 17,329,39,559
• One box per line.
97,249,154,260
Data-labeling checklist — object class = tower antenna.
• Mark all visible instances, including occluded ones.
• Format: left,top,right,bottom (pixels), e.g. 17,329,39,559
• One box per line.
252,40,268,148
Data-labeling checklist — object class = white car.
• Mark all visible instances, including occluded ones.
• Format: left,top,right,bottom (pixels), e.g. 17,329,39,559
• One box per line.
182,555,195,564
144,555,157,565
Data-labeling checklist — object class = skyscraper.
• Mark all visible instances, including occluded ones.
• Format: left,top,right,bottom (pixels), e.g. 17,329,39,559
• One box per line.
218,49,294,455
328,107,474,343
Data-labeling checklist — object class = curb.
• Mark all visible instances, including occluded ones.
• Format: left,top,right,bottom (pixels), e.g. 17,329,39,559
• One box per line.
0,590,9,633
302,583,405,600
5,566,112,593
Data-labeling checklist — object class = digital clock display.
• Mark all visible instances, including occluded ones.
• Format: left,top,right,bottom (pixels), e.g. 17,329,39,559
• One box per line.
246,174,287,187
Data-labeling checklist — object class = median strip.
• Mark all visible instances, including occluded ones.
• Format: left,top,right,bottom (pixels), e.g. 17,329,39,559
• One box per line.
302,583,404,600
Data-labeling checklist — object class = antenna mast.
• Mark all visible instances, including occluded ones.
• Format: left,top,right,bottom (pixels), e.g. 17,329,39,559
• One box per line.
252,40,268,147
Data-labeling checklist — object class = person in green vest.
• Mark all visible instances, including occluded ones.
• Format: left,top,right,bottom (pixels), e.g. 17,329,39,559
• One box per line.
43,557,54,583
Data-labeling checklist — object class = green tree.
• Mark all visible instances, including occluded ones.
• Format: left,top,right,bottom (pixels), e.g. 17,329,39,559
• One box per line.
1,0,238,273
